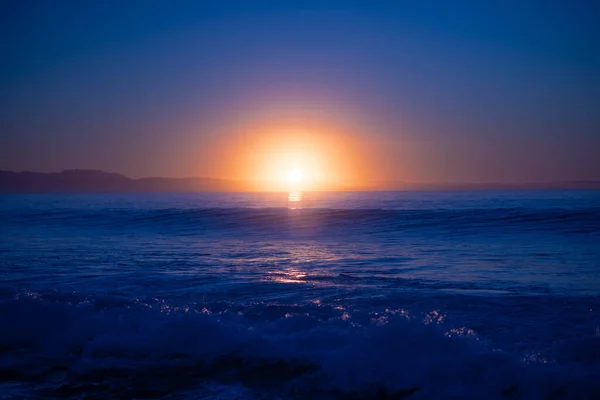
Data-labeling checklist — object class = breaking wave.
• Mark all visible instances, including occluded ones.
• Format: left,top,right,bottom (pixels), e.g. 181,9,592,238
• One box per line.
1,292,599,399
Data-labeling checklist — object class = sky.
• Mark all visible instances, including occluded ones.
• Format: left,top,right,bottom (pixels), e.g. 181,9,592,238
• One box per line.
1,0,599,186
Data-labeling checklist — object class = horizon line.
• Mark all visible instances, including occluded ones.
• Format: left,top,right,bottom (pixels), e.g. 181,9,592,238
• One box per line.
0,168,600,192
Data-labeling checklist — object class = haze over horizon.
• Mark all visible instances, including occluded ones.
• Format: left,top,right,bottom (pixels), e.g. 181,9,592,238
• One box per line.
2,168,600,194
2,1,600,188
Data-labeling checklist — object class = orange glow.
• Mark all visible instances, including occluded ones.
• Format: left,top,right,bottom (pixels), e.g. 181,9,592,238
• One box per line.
215,117,370,191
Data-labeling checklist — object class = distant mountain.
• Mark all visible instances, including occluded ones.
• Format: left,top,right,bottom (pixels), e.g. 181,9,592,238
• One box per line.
0,169,599,193
0,170,246,193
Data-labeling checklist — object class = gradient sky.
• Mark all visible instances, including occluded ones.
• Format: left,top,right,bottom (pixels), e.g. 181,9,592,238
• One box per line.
2,0,600,184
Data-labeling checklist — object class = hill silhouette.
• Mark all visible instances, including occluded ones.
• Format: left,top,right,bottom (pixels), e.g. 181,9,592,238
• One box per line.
0,170,247,193
1,169,599,193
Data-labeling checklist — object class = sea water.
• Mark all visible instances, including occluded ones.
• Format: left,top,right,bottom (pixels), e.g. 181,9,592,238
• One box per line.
1,191,599,399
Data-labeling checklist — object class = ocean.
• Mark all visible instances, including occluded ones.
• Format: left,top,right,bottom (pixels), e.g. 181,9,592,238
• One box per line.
1,191,599,399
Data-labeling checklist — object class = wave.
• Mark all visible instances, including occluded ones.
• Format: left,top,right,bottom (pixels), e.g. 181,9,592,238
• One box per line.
1,292,599,399
6,207,600,238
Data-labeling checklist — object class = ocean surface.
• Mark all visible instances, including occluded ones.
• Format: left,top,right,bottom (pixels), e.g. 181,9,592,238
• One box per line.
1,191,600,399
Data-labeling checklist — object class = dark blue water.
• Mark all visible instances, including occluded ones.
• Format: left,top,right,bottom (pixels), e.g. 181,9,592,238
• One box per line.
1,191,600,399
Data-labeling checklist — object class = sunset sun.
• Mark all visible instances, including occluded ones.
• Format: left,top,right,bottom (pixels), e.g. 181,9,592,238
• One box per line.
287,168,303,182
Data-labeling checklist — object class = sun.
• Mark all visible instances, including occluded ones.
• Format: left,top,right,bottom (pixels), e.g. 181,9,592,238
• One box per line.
287,168,303,182
224,119,366,191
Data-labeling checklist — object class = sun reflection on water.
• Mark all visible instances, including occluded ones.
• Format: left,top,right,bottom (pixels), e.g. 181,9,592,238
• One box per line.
263,245,338,285
288,191,303,207
268,268,308,284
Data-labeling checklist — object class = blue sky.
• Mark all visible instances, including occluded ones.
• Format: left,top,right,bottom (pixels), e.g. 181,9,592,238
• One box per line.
2,0,599,182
